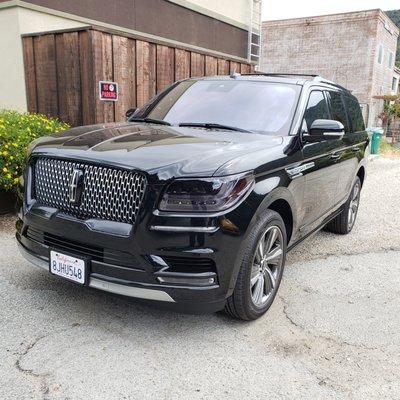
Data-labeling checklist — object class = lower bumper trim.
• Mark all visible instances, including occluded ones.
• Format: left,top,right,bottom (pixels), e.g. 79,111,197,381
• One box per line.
17,242,175,303
150,225,219,233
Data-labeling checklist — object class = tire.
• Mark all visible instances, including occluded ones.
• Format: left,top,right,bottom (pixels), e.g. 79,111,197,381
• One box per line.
225,209,287,321
325,177,361,235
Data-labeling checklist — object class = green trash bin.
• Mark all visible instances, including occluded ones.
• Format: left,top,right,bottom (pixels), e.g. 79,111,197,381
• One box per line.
371,128,383,154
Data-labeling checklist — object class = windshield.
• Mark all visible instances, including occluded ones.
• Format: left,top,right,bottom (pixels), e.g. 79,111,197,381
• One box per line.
138,80,300,135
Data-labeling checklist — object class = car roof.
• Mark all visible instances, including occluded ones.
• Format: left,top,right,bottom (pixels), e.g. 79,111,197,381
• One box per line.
188,73,351,94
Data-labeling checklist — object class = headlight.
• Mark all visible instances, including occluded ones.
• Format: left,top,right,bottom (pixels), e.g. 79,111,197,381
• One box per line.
159,172,254,213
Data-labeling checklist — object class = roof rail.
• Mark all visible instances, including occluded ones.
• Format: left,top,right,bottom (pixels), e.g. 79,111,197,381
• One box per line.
240,72,319,78
313,76,348,91
240,73,350,91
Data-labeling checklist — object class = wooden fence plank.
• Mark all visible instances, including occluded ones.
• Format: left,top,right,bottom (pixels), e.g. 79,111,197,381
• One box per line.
156,44,174,93
175,49,190,80
102,33,114,123
205,55,217,76
190,52,205,77
91,30,104,123
34,34,58,117
22,37,37,113
229,61,241,74
217,59,229,75
113,35,136,122
240,63,251,74
55,32,82,126
92,31,114,123
79,30,95,125
63,32,82,126
136,40,156,107
55,34,66,120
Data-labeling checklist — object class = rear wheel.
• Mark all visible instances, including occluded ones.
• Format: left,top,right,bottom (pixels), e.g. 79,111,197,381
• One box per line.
225,210,286,320
325,177,361,234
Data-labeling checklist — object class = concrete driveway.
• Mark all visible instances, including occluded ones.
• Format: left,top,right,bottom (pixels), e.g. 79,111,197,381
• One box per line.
1,157,399,400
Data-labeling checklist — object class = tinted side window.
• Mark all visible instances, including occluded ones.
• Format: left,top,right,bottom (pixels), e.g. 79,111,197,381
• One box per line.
329,91,349,132
344,96,365,132
303,91,330,131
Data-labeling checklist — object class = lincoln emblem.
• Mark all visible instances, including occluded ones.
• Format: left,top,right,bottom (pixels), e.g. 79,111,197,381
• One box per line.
68,169,84,205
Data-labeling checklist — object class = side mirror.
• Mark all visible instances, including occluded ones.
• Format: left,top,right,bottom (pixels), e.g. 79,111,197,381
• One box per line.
303,119,345,142
125,108,137,119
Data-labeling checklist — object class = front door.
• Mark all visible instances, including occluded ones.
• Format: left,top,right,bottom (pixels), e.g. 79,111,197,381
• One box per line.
298,90,343,236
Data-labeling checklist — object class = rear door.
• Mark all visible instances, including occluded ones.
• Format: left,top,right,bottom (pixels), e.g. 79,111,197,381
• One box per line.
327,90,364,203
299,89,343,235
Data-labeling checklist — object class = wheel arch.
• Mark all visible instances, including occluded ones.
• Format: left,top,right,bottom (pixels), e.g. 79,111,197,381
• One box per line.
226,183,299,296
246,186,298,247
357,165,366,187
268,198,294,244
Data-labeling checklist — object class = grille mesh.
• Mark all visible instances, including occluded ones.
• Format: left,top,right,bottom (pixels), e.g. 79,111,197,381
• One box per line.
34,158,147,224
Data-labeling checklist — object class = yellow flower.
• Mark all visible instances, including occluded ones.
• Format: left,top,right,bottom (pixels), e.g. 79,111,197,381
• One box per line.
2,167,8,173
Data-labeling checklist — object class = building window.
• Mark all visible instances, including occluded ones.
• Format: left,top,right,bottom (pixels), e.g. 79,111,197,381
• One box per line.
249,33,260,63
377,45,383,64
393,77,399,93
388,52,394,68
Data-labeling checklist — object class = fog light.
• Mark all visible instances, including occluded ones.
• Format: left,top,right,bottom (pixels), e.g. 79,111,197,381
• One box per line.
156,273,217,287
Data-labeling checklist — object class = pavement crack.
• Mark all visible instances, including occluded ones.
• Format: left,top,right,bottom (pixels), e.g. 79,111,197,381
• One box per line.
282,301,301,329
288,247,400,263
15,335,51,400
280,297,381,353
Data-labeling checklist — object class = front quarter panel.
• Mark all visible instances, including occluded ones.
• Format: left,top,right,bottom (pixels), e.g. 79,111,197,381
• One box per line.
217,137,305,292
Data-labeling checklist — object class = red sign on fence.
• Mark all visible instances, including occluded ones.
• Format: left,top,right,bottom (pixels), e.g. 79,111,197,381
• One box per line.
99,81,118,101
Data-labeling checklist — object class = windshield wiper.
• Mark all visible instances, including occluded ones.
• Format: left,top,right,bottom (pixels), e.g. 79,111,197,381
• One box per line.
178,122,250,133
130,117,171,126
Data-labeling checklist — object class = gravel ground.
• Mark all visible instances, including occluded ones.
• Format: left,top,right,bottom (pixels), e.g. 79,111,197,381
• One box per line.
0,156,399,400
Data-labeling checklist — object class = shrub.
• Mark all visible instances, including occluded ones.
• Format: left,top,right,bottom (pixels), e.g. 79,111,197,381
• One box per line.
0,110,69,191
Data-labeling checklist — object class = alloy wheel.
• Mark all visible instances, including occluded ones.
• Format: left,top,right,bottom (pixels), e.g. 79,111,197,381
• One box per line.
250,225,284,308
348,181,361,230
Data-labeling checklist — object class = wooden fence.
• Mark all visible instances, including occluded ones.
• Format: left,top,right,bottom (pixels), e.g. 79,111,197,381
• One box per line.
22,27,253,127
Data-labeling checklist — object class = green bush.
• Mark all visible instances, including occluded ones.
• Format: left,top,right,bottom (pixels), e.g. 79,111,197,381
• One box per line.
0,110,69,191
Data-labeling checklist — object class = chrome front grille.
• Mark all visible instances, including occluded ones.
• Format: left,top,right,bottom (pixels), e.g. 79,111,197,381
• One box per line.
33,158,147,224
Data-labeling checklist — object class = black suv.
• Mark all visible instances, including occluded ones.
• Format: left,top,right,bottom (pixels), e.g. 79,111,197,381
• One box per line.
16,74,368,320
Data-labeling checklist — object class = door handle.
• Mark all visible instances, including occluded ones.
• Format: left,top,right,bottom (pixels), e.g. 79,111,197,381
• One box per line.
330,153,341,160
352,146,359,152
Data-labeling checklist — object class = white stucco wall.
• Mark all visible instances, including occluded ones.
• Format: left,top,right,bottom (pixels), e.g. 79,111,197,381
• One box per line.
18,7,87,35
0,5,87,112
0,7,26,111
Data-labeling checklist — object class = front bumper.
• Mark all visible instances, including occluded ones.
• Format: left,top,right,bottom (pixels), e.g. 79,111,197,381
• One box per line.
18,241,175,302
16,194,255,312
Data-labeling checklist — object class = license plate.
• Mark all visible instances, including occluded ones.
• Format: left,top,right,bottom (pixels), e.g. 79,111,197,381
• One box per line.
49,250,86,284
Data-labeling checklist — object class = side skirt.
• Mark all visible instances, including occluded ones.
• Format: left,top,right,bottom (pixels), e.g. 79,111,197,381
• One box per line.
287,207,343,253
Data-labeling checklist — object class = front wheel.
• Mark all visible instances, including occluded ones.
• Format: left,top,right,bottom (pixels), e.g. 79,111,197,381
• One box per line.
325,177,361,235
225,210,286,320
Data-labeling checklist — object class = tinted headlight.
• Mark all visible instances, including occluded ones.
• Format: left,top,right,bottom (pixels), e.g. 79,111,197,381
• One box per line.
159,172,254,213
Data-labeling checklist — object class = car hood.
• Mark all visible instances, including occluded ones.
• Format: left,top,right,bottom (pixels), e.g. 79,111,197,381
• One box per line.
29,122,283,179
